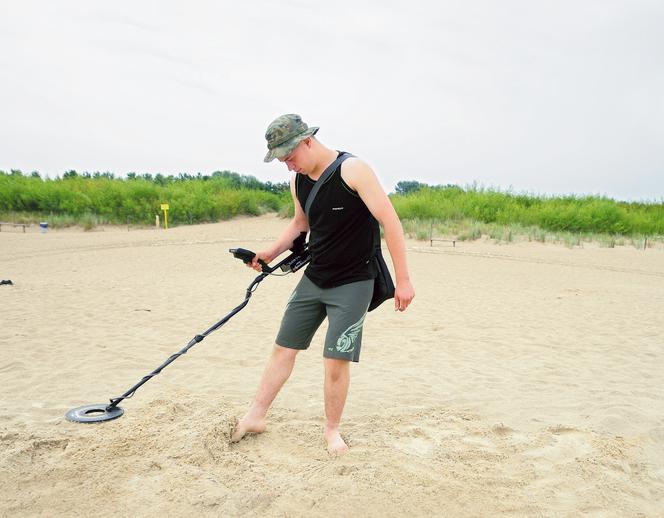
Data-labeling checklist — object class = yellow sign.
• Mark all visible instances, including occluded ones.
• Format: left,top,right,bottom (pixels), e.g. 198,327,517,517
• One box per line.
160,203,169,229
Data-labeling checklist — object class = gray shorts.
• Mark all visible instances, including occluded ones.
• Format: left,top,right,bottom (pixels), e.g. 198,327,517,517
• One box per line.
276,275,373,362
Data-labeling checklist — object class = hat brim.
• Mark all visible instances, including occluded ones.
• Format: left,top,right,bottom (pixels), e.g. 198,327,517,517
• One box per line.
264,127,319,162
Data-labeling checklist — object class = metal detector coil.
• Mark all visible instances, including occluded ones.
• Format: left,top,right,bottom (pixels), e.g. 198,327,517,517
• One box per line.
66,403,124,423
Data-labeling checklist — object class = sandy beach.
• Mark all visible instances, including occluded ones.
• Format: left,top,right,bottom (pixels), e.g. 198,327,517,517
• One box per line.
1,214,663,517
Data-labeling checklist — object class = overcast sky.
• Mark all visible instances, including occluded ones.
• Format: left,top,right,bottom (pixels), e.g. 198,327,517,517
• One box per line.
1,1,662,201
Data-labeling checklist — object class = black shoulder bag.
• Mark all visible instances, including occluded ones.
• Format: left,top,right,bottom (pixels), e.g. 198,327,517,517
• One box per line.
304,152,395,312
367,220,395,312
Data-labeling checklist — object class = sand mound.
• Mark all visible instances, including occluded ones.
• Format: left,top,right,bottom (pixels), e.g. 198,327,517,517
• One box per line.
1,397,660,517
1,393,239,515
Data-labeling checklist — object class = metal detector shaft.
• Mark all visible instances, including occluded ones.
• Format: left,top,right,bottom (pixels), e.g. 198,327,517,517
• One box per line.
106,271,268,410
65,239,310,424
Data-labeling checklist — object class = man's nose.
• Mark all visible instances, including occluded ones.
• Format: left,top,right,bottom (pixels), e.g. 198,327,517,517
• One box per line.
286,161,295,171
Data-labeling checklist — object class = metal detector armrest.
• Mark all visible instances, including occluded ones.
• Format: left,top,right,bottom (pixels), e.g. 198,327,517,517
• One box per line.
273,233,310,273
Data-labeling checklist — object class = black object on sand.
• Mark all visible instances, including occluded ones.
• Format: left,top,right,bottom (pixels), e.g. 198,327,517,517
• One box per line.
65,234,310,423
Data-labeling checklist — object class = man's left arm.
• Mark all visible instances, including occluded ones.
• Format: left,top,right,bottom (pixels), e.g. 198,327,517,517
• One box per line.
342,159,415,312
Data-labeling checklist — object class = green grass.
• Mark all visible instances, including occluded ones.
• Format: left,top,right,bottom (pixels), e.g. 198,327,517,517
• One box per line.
402,218,662,249
2,172,662,245
391,185,664,235
0,170,290,228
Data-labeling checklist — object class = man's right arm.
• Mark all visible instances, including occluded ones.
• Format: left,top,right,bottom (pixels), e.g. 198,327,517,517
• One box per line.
249,174,309,271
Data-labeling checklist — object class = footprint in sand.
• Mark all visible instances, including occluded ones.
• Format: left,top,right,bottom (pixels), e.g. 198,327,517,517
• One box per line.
392,425,438,457
9,437,70,465
521,426,594,477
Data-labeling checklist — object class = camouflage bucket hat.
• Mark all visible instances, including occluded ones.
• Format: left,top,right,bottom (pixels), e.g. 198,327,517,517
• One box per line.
264,114,319,162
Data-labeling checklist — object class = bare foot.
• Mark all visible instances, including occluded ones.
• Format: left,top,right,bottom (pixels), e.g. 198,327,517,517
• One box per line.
324,428,349,456
230,413,266,443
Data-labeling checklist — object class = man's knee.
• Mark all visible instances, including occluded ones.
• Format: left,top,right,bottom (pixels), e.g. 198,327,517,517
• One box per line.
324,357,349,382
273,343,299,360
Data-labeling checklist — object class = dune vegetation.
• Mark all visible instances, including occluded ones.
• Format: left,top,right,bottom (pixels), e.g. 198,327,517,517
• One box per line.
391,182,663,247
1,171,662,246
0,170,290,228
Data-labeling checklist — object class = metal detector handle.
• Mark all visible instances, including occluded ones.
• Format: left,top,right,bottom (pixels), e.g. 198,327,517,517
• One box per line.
229,248,271,272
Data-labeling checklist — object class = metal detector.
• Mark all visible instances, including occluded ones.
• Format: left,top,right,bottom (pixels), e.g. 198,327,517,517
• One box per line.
65,233,310,423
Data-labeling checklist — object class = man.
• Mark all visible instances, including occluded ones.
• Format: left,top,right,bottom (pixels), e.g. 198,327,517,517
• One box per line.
231,114,415,454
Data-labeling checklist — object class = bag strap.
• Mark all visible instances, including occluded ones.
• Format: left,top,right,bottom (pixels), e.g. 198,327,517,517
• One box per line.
372,218,381,250
304,152,354,218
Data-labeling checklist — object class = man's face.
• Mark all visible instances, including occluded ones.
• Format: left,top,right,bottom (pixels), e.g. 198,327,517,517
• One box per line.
278,138,311,174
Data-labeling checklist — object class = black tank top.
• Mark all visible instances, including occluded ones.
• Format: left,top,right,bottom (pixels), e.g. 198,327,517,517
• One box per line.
296,152,378,289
